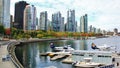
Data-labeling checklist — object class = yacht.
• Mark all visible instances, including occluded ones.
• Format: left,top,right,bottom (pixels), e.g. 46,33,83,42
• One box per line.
50,43,74,52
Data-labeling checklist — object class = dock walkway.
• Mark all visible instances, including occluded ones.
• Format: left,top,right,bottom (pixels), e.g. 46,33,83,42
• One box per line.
50,55,66,60
62,56,73,64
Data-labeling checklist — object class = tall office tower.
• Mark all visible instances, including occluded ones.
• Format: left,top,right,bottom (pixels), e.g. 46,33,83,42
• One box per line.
36,17,39,30
52,12,63,32
14,1,29,29
10,15,13,28
66,9,76,32
0,0,10,28
80,14,88,33
61,17,64,32
40,11,48,31
24,5,37,31
97,28,101,33
47,19,52,31
92,27,96,33
89,25,93,33
36,17,38,26
75,21,77,32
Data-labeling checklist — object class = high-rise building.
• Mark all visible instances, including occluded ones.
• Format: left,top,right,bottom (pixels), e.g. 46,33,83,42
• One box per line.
10,15,13,28
66,9,76,32
61,17,64,32
102,30,106,35
89,25,93,33
47,19,52,31
114,28,118,34
40,11,48,31
96,28,101,33
52,12,64,32
92,27,96,33
80,14,88,33
113,28,118,36
75,21,77,32
36,17,38,26
14,1,29,29
0,0,10,28
24,5,37,31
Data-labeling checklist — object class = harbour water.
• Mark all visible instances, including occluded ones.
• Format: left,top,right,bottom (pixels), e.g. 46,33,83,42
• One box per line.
15,36,120,68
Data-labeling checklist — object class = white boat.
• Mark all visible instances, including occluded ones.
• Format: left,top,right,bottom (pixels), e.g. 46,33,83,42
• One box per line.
54,45,74,52
91,43,116,51
71,50,117,68
72,57,105,68
50,44,74,52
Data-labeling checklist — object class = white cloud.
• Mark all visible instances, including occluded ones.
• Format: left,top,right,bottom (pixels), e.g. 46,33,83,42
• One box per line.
11,0,120,32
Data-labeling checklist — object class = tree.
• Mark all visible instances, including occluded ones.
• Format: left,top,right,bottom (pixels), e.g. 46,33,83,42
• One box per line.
5,28,11,35
37,34,44,38
0,24,5,35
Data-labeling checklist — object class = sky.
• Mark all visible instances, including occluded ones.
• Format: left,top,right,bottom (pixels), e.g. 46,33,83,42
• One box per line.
10,0,120,32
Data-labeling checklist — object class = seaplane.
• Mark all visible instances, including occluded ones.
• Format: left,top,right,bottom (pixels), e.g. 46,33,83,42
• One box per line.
91,43,116,51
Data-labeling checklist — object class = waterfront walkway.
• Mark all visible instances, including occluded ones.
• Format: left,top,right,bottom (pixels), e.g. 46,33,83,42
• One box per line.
0,41,16,68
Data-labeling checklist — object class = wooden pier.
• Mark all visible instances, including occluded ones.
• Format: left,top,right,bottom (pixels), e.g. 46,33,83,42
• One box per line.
61,55,73,64
50,55,67,61
40,52,71,61
62,58,73,64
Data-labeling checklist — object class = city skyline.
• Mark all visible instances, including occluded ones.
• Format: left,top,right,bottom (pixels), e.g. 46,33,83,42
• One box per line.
11,0,120,32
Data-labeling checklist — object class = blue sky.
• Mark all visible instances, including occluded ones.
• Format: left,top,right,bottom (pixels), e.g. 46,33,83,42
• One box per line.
10,0,120,32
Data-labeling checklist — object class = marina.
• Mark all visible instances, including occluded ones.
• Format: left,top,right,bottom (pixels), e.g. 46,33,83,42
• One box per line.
15,36,120,68
39,49,120,68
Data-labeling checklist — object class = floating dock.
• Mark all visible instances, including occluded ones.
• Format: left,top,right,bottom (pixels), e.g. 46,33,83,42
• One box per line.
50,55,67,61
61,55,73,64
40,50,120,68
62,58,73,64
40,52,71,61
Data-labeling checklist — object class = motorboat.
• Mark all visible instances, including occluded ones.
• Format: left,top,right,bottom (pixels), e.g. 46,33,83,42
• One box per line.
72,57,104,68
50,44,74,52
54,45,74,52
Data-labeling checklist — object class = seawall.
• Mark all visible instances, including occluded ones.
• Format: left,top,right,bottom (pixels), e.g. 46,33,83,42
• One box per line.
7,41,24,68
8,38,64,68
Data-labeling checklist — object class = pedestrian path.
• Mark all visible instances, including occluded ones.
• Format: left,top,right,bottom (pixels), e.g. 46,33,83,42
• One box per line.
0,43,16,68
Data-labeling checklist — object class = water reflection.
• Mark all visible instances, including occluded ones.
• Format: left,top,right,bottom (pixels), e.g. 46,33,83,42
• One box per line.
15,40,88,68
80,40,88,50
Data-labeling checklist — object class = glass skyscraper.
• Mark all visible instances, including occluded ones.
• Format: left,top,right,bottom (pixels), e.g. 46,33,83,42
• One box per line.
24,5,36,31
66,9,76,32
40,11,48,31
0,0,10,28
80,14,88,33
52,12,64,32
14,1,29,29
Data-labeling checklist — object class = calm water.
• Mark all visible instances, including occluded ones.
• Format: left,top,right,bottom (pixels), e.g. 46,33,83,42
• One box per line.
15,36,120,68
